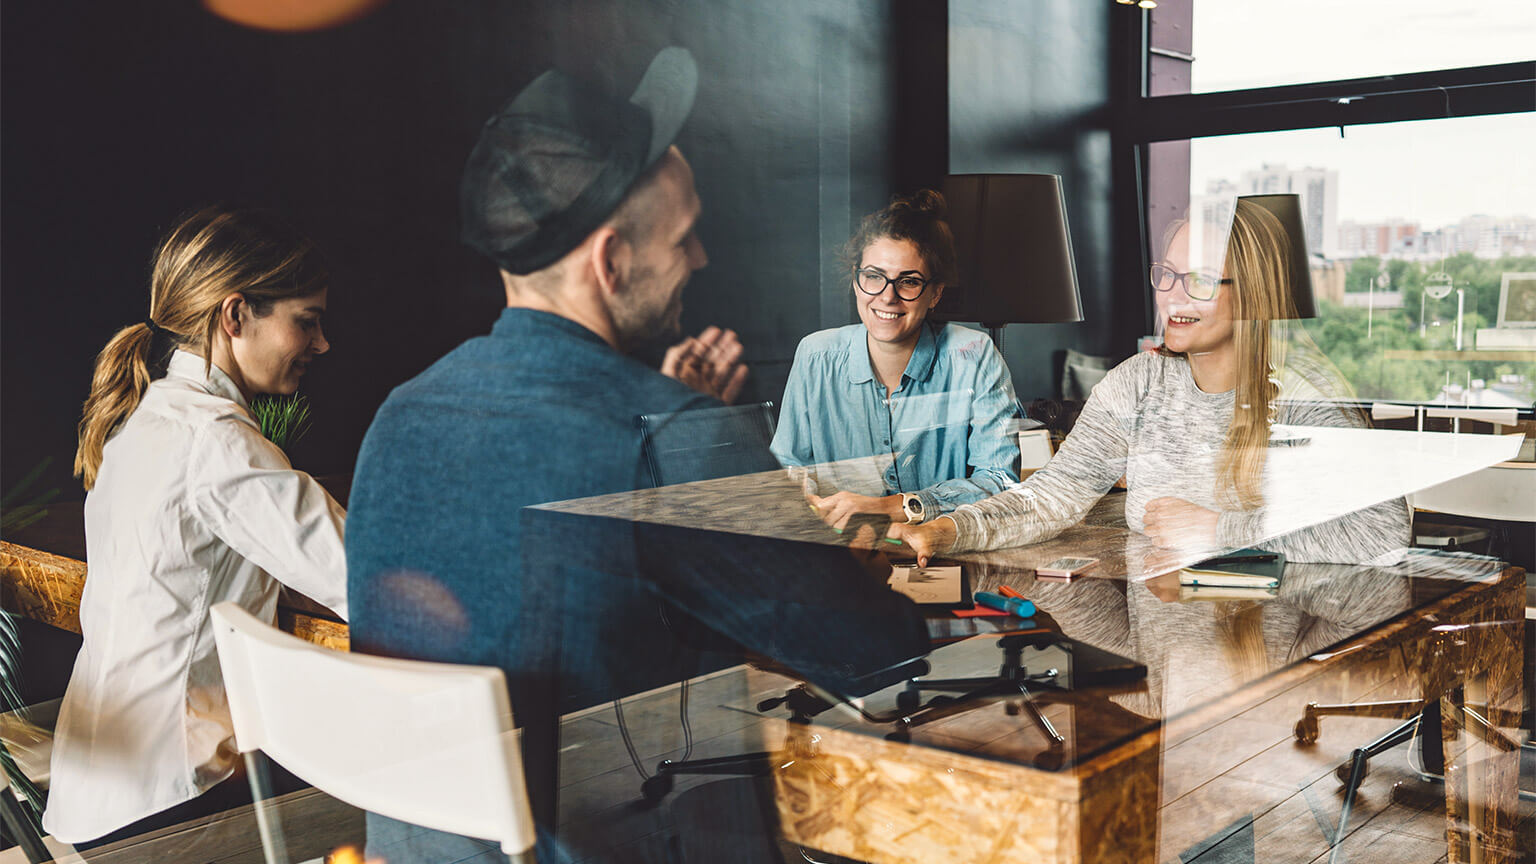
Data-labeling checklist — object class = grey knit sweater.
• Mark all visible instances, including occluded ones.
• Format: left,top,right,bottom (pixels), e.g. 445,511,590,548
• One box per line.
947,351,1412,564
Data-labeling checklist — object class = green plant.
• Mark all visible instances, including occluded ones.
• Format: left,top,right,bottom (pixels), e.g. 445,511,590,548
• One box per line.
251,394,314,451
0,457,59,536
0,460,59,830
0,614,46,833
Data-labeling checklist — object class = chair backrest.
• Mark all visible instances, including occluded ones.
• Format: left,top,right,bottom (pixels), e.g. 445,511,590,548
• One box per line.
209,603,537,856
637,401,779,487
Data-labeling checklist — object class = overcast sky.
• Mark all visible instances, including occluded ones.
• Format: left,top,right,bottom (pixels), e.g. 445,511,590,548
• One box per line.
1183,0,1535,228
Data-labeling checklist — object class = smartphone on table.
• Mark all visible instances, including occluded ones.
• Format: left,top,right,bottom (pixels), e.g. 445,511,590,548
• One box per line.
1036,556,1099,579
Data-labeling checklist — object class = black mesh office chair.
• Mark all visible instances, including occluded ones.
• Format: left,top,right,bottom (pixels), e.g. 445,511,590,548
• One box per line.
636,401,781,487
627,401,782,800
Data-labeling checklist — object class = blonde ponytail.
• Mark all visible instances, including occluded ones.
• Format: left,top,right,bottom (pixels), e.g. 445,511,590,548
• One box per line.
74,324,159,488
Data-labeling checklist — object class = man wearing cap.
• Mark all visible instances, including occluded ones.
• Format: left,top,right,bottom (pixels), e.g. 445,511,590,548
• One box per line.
344,47,728,860
344,49,928,862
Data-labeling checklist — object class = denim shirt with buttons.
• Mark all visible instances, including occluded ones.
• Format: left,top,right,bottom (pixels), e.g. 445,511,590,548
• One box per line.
770,321,1022,516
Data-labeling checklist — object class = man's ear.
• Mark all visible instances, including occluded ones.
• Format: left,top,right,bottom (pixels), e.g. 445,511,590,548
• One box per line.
588,226,630,297
218,293,246,340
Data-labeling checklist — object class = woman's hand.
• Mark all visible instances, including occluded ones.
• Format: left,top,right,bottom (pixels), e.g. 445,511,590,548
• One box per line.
662,326,749,404
888,518,957,567
807,490,904,530
1142,497,1220,551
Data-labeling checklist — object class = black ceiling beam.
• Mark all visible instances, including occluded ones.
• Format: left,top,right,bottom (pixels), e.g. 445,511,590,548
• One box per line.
1132,60,1535,142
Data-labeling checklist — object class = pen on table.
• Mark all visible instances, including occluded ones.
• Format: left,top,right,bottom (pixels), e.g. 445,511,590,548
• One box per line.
973,591,1035,618
996,584,1025,600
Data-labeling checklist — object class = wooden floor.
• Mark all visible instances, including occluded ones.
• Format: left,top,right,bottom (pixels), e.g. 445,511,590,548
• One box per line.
17,659,1534,864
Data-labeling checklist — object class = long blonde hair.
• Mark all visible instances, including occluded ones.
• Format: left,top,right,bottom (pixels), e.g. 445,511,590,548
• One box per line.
74,206,328,489
1158,200,1299,508
1218,200,1297,508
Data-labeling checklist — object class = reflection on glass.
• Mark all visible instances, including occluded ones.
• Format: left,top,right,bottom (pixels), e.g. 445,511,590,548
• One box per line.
1150,113,1536,407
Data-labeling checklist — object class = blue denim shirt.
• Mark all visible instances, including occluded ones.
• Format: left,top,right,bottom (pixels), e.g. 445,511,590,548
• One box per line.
347,308,929,856
771,321,1021,516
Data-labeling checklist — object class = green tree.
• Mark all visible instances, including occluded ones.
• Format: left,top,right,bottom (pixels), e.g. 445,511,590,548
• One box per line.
1303,254,1536,405
1343,256,1381,293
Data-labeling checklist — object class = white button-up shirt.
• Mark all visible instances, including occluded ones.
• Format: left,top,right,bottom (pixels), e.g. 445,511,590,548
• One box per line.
43,350,347,843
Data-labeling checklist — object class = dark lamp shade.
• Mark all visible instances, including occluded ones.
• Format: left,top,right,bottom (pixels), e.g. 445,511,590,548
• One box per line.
935,173,1082,326
1236,193,1318,319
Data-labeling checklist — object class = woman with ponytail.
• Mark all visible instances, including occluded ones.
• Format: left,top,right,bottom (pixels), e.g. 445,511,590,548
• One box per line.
44,206,346,849
771,190,1022,530
894,198,1410,565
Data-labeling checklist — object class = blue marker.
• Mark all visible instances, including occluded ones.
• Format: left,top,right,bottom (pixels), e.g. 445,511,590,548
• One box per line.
973,591,1036,618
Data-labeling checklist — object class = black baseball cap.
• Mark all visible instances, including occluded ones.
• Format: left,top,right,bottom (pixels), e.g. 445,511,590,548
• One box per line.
460,47,699,275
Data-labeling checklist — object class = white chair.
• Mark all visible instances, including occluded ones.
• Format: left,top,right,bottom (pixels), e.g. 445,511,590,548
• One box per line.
209,602,538,864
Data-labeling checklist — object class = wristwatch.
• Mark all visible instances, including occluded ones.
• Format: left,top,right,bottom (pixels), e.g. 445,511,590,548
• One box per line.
901,493,926,524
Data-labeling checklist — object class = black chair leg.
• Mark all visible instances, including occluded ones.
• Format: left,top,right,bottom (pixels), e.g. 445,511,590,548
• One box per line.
0,787,50,864
1334,715,1421,843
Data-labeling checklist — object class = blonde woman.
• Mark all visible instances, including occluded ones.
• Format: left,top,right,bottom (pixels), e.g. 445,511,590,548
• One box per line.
45,207,346,849
895,199,1410,565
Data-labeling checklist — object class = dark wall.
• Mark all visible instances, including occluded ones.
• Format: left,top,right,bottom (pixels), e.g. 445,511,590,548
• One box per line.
949,1,1120,399
1,0,904,496
2,1,1120,499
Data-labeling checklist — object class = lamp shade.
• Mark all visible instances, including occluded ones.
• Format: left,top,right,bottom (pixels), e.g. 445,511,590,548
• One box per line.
935,173,1082,326
1236,193,1318,319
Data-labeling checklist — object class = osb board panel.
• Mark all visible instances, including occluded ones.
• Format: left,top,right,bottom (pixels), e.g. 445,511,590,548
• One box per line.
774,723,1097,864
278,609,350,652
0,540,86,633
1077,736,1160,864
1438,576,1526,864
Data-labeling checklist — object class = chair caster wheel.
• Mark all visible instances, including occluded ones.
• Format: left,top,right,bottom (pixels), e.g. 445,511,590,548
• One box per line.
641,770,674,802
896,689,920,712
1335,759,1366,785
1294,716,1319,745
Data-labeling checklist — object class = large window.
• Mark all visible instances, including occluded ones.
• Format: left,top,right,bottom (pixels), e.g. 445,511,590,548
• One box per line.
1135,2,1536,408
1181,0,1536,94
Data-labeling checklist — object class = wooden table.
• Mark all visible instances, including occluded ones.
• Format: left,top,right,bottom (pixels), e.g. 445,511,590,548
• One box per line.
537,460,1529,864
0,498,349,651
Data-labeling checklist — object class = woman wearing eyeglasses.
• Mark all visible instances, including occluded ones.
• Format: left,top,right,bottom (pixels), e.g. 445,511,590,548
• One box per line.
771,190,1022,530
893,198,1409,565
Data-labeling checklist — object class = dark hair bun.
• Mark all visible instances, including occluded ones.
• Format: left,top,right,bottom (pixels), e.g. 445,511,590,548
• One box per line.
842,188,959,286
889,188,946,219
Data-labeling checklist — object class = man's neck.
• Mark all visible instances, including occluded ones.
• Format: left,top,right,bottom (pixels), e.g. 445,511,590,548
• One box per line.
503,276,620,351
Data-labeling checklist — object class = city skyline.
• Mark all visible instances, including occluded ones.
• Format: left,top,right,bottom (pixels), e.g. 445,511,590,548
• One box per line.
1188,113,1536,232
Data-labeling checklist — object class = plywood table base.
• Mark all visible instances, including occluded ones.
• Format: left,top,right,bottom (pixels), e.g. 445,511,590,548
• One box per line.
775,723,1160,864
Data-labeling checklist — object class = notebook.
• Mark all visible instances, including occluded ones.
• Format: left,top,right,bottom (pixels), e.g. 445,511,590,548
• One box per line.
1178,584,1280,602
888,564,966,607
1178,548,1284,590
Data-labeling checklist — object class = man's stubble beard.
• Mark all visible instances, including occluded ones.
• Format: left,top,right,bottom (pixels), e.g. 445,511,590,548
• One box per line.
612,267,685,356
